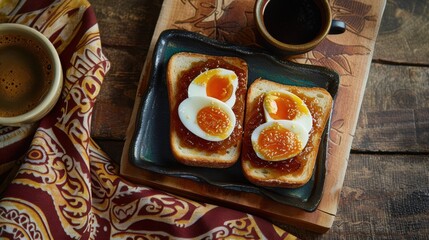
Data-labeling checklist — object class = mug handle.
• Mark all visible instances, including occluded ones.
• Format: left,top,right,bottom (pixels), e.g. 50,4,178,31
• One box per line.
329,20,346,34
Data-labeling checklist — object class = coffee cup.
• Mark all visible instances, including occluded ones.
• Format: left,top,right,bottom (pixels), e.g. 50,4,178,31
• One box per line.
254,0,346,55
0,23,63,126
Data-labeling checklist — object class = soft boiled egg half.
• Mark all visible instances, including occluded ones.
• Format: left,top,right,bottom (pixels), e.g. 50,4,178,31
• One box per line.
178,96,236,142
187,68,238,108
251,120,309,161
250,90,313,161
263,90,312,133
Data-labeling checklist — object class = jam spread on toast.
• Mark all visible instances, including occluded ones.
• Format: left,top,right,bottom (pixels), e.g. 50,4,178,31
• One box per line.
174,59,246,154
244,90,323,174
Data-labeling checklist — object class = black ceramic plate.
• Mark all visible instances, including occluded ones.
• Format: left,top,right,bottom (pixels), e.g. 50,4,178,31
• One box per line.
129,29,339,212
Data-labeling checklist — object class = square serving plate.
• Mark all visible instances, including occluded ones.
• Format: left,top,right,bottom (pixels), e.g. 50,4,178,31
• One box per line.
128,29,339,212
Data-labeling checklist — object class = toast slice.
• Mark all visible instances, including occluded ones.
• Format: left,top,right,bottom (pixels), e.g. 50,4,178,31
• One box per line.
241,79,333,187
167,52,248,168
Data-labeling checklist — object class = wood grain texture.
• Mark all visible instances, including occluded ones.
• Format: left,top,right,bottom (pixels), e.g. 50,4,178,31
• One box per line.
92,48,143,139
96,139,429,239
354,63,429,152
373,0,429,64
118,0,386,233
93,0,163,48
89,0,429,237
280,154,429,239
91,0,163,139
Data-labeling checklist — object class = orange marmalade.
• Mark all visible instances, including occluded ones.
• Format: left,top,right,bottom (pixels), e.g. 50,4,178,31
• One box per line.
173,59,247,154
243,89,323,174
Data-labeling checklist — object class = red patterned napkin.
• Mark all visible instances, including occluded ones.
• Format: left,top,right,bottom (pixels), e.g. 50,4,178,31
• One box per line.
0,0,297,239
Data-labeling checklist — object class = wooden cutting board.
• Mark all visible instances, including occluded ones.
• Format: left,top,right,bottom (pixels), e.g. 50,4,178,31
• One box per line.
120,0,386,233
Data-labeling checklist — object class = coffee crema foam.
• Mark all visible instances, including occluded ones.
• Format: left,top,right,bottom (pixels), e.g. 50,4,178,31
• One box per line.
0,34,53,117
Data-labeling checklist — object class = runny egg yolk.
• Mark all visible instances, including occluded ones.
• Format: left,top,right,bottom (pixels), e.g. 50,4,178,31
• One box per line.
264,92,308,120
197,106,231,138
255,123,301,161
191,68,236,104
206,75,233,102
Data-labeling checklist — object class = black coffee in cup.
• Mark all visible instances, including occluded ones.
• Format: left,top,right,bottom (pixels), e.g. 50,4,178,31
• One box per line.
263,0,322,45
255,0,345,55
0,34,53,117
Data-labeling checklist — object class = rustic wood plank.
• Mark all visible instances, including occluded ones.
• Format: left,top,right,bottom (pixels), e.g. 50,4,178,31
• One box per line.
279,153,429,239
118,0,387,232
89,0,429,237
373,0,429,64
120,157,337,233
353,63,429,152
92,47,144,140
90,0,429,142
92,0,163,47
90,140,429,239
90,0,163,139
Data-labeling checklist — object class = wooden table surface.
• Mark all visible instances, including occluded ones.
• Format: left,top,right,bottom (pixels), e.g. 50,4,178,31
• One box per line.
90,0,429,239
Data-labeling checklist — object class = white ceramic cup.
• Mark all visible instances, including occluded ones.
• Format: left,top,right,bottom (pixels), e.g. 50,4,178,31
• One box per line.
0,23,63,126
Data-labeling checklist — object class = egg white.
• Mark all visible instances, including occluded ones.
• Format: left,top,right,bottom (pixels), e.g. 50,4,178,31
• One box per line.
251,120,309,161
178,96,236,142
263,90,313,133
187,68,238,108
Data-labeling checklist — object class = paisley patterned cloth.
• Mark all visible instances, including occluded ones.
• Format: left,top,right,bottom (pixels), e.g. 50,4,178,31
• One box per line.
0,0,296,239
